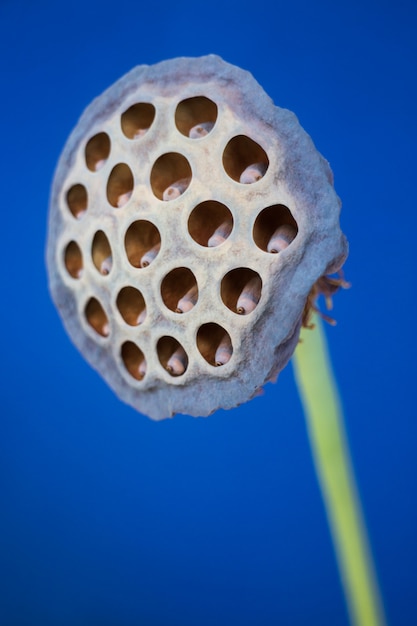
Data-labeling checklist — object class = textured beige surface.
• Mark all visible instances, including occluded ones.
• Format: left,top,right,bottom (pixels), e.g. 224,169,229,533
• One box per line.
46,55,347,420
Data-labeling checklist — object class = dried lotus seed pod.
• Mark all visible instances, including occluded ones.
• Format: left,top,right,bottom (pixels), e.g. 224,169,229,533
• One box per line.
46,55,348,420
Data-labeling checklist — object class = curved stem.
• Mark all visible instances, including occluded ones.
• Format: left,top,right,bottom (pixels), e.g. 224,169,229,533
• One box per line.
292,313,386,626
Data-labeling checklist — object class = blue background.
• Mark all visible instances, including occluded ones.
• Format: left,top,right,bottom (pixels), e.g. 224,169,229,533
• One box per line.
1,0,416,624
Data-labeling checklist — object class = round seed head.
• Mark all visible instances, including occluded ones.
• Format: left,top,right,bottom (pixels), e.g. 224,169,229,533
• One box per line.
46,55,347,420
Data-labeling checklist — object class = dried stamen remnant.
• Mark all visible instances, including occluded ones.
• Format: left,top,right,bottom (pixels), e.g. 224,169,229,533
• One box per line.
99,255,112,275
302,271,351,328
208,220,233,247
215,334,233,366
188,122,214,138
267,224,297,253
236,276,262,315
166,346,188,376
175,285,198,313
162,177,191,201
239,162,267,184
140,243,160,268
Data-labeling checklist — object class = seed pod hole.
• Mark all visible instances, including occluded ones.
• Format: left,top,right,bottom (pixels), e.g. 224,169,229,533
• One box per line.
150,153,192,201
196,323,233,367
85,132,111,172
188,200,233,247
85,297,109,337
64,241,83,279
157,337,188,377
175,96,217,138
121,341,147,381
253,205,298,253
161,268,198,313
124,220,161,268
106,163,134,208
66,184,88,219
116,287,147,326
92,230,112,276
121,102,156,139
221,268,262,315
222,135,269,183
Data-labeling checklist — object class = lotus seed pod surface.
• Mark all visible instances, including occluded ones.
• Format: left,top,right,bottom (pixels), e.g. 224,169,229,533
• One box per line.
46,55,347,420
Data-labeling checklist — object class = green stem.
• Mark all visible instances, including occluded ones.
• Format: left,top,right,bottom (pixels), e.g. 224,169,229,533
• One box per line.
292,313,386,626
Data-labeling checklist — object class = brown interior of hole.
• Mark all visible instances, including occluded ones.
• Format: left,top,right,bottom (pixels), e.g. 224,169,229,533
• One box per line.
187,201,233,246
121,103,156,139
175,96,218,137
156,336,188,375
91,231,112,275
222,135,269,182
121,341,146,381
196,323,232,366
124,220,161,268
160,268,198,312
116,287,146,326
150,153,192,200
85,297,109,337
253,204,298,251
221,268,262,313
66,184,88,218
64,241,83,278
85,132,111,171
106,163,134,207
